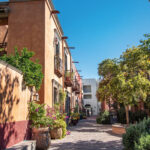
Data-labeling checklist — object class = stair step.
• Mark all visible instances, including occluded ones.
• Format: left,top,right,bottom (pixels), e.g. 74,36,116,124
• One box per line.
6,140,36,150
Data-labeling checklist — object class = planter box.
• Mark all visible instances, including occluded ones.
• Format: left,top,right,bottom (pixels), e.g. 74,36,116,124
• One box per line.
50,127,62,139
112,124,127,135
32,127,51,150
71,120,78,126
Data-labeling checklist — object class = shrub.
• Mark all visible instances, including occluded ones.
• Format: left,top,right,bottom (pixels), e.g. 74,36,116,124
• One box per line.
135,134,150,150
122,118,150,150
117,106,148,124
71,112,80,120
46,105,67,138
117,107,126,124
134,110,148,123
96,110,110,124
0,48,43,90
28,101,53,128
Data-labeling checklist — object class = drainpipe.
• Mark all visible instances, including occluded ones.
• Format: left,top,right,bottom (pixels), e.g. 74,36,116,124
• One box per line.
62,38,65,112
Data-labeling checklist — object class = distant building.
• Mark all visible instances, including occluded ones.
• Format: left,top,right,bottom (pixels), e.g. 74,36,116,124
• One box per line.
82,79,100,116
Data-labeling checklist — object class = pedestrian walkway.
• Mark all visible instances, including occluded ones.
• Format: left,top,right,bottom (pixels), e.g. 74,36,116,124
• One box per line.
51,117,123,150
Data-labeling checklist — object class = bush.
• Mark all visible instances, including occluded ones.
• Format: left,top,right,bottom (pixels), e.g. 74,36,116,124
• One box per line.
122,118,150,150
117,106,148,124
135,134,150,150
28,101,53,128
46,105,67,138
0,48,43,90
96,110,110,124
117,107,126,124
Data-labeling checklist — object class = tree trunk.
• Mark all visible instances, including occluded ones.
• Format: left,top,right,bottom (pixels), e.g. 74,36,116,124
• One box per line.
125,105,129,125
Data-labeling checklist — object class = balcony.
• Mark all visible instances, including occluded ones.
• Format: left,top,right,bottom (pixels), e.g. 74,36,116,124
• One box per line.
64,71,73,87
75,85,80,94
54,55,63,78
72,80,80,92
0,42,7,56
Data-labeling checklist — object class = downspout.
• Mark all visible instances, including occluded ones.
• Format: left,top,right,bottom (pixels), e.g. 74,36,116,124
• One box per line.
62,38,65,112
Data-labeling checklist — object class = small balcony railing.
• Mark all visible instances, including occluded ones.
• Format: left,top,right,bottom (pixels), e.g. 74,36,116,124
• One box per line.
64,71,73,87
72,80,80,92
0,42,7,56
75,83,80,94
54,55,63,78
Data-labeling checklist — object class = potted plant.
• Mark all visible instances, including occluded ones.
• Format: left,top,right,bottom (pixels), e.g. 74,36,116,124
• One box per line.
50,119,65,139
47,105,67,139
29,102,53,150
70,113,78,126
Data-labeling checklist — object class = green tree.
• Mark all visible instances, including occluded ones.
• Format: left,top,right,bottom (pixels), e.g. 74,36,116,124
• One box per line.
97,35,150,124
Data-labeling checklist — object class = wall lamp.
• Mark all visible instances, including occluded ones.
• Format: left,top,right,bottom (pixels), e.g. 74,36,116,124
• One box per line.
51,10,60,14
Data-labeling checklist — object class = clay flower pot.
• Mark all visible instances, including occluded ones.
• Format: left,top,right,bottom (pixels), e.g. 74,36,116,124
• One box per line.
72,119,78,126
32,127,51,150
50,127,62,139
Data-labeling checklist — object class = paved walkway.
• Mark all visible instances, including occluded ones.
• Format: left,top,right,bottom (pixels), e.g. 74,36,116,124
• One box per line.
50,117,123,150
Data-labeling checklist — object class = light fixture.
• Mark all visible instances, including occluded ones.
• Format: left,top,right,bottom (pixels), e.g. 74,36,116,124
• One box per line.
32,93,39,101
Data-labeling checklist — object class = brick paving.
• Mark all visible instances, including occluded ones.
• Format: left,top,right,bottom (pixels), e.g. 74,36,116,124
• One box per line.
50,117,123,150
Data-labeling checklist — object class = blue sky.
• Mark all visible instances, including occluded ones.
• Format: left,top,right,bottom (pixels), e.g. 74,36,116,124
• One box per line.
1,0,150,79
52,0,150,79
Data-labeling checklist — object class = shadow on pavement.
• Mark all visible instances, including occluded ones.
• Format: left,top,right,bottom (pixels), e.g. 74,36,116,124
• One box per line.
51,139,123,150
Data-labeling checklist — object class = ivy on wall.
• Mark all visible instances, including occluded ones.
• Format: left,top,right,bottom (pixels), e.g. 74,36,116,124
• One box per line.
0,48,43,90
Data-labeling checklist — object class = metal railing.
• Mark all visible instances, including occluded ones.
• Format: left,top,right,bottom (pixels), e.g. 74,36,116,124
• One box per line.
54,55,63,76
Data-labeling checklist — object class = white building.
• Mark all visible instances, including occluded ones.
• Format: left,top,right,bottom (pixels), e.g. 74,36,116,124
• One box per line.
82,79,100,116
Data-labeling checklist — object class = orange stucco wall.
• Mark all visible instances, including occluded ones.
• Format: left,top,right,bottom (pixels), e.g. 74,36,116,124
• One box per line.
0,61,32,149
0,61,31,123
7,0,45,104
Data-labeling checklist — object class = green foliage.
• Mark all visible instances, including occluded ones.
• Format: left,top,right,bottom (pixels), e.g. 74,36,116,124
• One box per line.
0,48,4,51
71,112,80,120
0,48,43,90
117,107,126,124
65,71,74,80
122,118,150,150
59,89,66,104
97,35,150,123
135,134,150,150
117,107,148,124
46,105,67,138
61,119,67,138
96,111,110,124
28,101,53,128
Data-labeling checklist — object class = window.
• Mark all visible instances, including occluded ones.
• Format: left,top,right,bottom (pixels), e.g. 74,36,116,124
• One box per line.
84,94,92,99
56,42,60,56
65,53,68,71
83,85,91,93
54,87,58,104
54,30,60,56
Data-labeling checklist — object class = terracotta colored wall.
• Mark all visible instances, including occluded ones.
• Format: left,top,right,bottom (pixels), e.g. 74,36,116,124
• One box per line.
75,69,82,109
0,25,8,43
0,61,32,149
7,0,45,104
44,0,64,107
0,120,31,150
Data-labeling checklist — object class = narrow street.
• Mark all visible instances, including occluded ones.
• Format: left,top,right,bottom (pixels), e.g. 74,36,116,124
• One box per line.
51,117,123,150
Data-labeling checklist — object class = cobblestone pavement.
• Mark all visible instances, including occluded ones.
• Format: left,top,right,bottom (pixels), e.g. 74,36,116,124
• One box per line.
50,117,123,150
